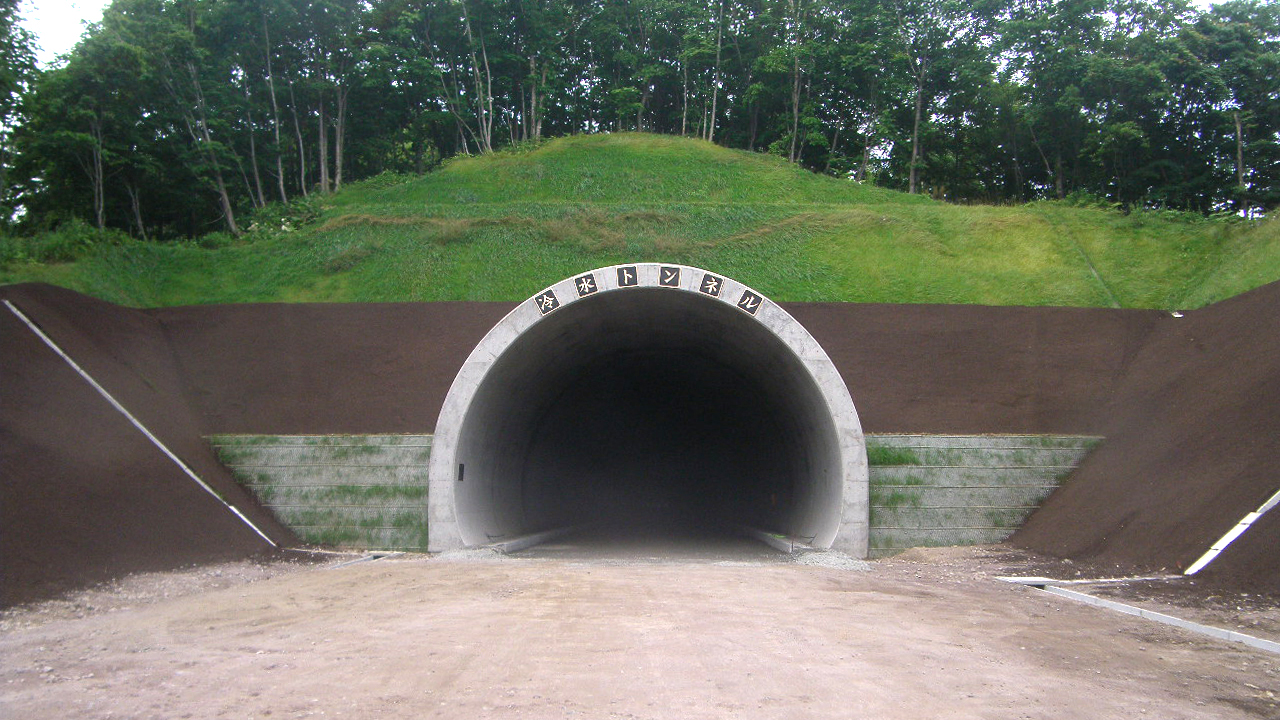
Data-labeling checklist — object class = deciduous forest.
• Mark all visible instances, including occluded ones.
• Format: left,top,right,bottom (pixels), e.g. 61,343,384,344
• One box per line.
0,0,1276,240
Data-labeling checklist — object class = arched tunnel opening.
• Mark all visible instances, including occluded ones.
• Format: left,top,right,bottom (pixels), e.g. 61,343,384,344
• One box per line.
428,266,867,555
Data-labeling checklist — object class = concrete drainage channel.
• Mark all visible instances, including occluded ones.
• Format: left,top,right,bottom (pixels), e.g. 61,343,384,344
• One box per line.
999,576,1280,655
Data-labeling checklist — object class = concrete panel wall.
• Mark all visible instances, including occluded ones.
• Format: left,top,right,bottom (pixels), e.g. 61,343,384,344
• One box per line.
211,435,431,551
866,434,1100,558
211,432,1098,556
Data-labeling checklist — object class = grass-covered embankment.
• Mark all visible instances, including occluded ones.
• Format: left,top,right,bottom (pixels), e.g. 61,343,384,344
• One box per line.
3,133,1276,308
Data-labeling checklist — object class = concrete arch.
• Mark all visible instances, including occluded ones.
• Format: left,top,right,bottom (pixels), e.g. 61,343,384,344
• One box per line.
427,264,868,555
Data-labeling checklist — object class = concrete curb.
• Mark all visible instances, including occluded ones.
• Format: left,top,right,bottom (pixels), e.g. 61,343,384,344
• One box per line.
740,526,815,554
487,527,580,554
999,577,1280,655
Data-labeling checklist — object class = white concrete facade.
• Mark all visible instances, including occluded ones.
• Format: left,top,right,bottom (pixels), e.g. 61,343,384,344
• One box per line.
427,264,868,555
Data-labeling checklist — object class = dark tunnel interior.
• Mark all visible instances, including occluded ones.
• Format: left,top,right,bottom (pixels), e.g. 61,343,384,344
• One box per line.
452,288,843,548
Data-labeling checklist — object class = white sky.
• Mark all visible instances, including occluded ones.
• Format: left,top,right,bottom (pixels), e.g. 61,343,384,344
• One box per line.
19,0,111,68
20,0,1224,71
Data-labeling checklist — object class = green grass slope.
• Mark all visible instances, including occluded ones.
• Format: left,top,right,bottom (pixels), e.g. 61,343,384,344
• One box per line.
3,133,1276,308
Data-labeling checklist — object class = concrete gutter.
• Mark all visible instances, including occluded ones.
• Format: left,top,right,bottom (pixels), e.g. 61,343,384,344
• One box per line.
998,577,1280,656
330,551,405,569
486,526,580,554
740,526,815,554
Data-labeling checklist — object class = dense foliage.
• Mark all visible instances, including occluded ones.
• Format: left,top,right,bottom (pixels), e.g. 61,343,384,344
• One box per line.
5,0,1279,239
0,0,37,223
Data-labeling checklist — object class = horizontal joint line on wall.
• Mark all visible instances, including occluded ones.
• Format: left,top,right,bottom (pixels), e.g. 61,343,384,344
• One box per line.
869,485,1058,490
228,464,427,469
870,465,1079,470
209,440,430,445
870,526,1013,531
870,443,1090,448
290,525,425,531
268,504,427,510
870,505,1039,510
242,481,426,485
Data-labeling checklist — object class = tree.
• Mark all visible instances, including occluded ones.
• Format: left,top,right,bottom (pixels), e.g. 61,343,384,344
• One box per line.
0,0,37,223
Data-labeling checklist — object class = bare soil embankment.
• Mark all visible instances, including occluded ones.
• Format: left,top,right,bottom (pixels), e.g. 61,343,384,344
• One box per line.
0,286,293,606
2,280,1277,604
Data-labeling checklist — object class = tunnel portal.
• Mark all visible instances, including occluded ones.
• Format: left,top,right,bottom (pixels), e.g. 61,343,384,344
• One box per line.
427,264,868,555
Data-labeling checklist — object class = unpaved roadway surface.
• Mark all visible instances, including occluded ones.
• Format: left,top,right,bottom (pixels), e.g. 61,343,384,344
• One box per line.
2,546,1277,719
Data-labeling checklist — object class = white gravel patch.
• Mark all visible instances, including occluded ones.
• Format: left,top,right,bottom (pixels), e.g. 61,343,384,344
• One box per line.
433,547,509,562
793,550,871,571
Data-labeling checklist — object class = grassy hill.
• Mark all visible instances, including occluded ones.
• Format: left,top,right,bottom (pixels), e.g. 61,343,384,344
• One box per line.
3,133,1277,308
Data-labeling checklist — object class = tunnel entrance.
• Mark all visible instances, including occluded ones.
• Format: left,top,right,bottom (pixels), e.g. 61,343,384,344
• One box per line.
427,265,868,556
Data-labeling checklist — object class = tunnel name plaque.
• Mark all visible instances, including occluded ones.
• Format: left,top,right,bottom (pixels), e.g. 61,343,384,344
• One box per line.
534,265,758,317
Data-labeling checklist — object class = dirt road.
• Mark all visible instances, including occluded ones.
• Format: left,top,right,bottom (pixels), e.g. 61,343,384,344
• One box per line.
2,547,1276,719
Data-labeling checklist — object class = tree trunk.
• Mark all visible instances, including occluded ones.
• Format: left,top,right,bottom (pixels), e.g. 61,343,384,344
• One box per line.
125,181,147,241
1234,110,1245,213
526,56,544,142
857,136,871,182
787,0,804,163
824,125,842,174
318,97,329,194
289,81,308,197
909,68,925,194
707,0,724,142
211,170,240,235
262,15,288,204
1054,151,1064,199
1010,121,1024,201
535,63,546,140
158,52,240,235
89,117,105,229
789,53,802,162
193,71,239,235
243,96,266,208
681,58,688,136
460,0,494,153
236,152,255,205
334,84,349,191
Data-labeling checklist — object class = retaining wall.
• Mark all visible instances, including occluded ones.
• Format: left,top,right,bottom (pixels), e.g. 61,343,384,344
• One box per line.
867,435,1100,557
212,433,1098,555
210,435,431,551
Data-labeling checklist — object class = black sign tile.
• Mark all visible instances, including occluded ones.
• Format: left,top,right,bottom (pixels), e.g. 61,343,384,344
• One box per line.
737,289,763,315
534,290,560,315
575,273,599,297
659,266,681,287
617,266,639,287
699,273,724,297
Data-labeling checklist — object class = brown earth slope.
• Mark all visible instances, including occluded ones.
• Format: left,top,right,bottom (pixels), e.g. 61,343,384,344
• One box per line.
150,301,511,434
1,280,1276,602
151,301,1162,437
0,285,293,606
1010,281,1280,592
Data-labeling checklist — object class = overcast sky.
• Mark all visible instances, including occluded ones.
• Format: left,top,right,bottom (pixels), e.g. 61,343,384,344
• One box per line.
19,0,110,67
21,0,1225,71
